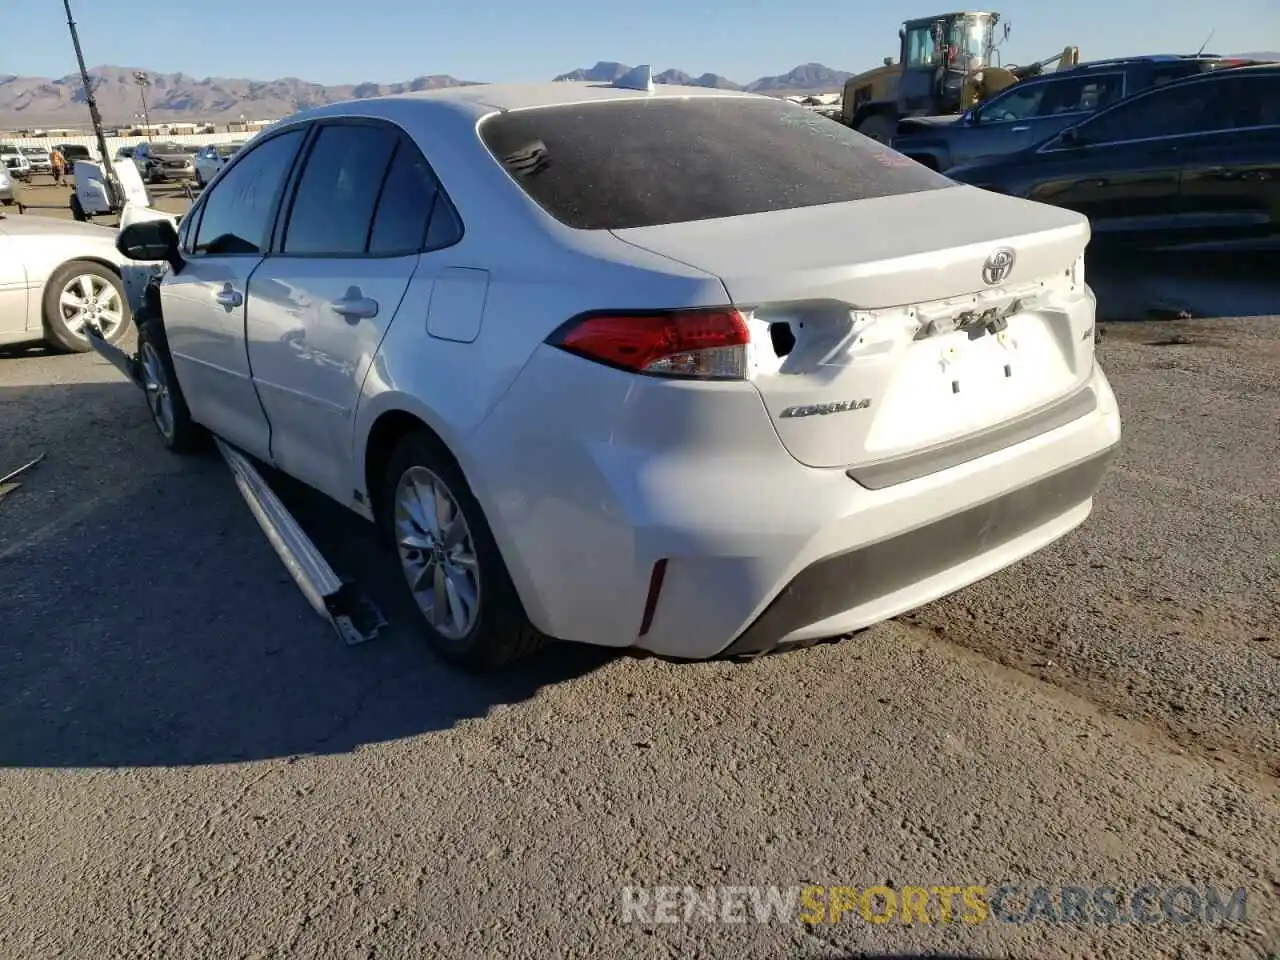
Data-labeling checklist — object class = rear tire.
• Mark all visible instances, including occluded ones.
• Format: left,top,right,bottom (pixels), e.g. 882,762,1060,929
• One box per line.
136,317,205,454
856,113,898,144
42,260,131,353
380,429,545,670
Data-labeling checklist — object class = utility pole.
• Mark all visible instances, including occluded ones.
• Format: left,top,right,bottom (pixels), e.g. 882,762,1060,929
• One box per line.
134,71,153,141
62,0,119,207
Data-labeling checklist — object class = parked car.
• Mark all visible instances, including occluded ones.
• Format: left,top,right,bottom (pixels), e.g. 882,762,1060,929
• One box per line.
893,55,1263,172
0,213,135,352
0,144,32,181
0,165,12,205
132,141,195,183
53,143,95,166
193,142,244,186
21,146,53,176
947,63,1280,252
111,81,1120,668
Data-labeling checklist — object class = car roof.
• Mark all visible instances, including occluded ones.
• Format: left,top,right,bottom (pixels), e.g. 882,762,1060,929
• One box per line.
285,80,763,125
1059,54,1235,72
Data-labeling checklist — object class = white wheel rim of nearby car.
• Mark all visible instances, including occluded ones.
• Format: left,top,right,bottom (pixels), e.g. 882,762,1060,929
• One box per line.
60,273,124,338
394,466,481,640
139,342,175,440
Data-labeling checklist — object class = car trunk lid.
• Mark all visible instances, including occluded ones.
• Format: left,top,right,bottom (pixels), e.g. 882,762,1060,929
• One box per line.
612,185,1096,473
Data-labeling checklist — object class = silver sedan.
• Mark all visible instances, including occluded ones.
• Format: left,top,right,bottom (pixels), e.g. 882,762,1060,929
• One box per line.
0,213,136,353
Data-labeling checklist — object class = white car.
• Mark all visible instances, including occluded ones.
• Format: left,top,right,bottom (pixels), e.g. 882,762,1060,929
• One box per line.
112,79,1121,668
0,213,135,352
192,142,244,186
0,144,31,181
0,165,12,206
21,147,53,176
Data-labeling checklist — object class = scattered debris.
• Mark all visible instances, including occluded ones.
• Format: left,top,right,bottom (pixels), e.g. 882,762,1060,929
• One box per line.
1147,304,1196,321
1148,334,1196,347
0,453,46,502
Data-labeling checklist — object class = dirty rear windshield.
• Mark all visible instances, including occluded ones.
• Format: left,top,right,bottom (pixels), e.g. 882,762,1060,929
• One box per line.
477,97,954,230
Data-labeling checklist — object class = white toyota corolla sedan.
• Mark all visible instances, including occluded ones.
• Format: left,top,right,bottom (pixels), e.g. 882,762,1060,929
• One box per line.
113,78,1121,669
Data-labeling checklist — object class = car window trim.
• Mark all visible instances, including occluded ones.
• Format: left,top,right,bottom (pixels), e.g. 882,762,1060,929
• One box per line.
1040,119,1280,153
1036,71,1241,153
1037,72,1280,152
187,122,310,258
273,117,397,260
268,116,463,260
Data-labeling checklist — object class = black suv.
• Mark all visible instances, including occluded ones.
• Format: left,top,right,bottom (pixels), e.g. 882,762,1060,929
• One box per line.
891,55,1263,171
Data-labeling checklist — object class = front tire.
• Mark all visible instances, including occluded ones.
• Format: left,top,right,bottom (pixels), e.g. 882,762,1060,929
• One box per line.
42,260,131,353
136,318,204,454
381,430,545,670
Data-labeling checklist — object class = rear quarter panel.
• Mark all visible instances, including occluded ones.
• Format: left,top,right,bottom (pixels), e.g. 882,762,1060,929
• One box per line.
348,102,730,509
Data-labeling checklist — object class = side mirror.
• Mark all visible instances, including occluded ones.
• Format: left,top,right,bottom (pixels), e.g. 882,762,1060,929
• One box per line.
116,218,181,271
966,110,980,126
1058,127,1082,148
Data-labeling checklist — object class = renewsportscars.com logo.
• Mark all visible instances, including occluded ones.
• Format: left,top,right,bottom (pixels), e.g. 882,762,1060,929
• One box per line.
620,884,1250,927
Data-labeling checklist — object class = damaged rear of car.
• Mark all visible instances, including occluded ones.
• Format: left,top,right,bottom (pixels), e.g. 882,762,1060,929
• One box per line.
471,95,1120,659
92,86,1120,669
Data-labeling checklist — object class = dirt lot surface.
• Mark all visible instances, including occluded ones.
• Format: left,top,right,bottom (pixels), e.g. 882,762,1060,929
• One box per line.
1,180,1279,959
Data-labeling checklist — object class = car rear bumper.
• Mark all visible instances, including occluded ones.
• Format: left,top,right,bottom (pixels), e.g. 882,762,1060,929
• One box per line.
469,346,1121,661
721,442,1114,657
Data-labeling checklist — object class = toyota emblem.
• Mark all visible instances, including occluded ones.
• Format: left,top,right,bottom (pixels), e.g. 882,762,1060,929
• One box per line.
982,247,1016,286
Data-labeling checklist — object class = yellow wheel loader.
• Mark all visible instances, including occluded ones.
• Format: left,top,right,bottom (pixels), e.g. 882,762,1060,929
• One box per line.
840,10,1079,142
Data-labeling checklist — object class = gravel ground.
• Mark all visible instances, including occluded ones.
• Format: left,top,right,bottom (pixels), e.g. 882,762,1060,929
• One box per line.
1,184,1279,958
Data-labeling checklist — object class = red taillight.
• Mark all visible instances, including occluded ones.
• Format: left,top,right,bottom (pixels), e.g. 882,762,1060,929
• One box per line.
549,308,750,380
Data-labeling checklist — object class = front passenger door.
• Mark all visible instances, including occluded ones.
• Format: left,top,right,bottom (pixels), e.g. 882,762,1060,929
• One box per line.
160,126,306,460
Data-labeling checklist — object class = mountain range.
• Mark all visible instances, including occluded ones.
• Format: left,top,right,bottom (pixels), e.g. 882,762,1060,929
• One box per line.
0,62,853,129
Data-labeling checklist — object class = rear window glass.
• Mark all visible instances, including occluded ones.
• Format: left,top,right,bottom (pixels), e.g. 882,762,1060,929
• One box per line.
478,97,954,230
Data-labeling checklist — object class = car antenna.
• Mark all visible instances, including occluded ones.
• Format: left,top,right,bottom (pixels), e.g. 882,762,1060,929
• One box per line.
1195,28,1215,56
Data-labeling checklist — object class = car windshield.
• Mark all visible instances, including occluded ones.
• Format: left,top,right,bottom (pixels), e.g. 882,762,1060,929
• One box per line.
21,148,46,157
217,144,242,158
479,96,954,230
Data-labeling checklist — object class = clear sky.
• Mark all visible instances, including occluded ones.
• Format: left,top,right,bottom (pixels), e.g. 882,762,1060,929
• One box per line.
8,0,1280,85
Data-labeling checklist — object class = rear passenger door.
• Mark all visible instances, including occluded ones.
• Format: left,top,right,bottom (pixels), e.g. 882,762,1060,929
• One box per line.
246,119,462,504
1175,73,1280,247
1031,78,1220,243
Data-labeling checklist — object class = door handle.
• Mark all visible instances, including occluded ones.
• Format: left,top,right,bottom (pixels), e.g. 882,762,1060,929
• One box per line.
1010,125,1030,132
330,286,379,321
213,284,243,308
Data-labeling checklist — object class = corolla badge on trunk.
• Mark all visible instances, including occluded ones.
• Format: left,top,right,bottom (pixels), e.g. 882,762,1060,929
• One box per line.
779,399,872,419
982,247,1016,286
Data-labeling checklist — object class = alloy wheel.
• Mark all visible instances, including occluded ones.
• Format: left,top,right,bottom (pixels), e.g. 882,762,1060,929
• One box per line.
393,466,481,640
60,273,124,339
139,341,175,440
